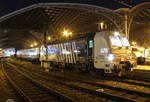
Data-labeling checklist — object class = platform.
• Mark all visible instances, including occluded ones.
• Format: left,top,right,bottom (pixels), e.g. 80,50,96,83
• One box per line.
133,65,150,71
131,65,150,80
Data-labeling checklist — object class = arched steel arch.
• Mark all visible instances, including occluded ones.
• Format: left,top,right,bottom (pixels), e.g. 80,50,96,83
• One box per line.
0,29,40,49
116,2,150,45
0,3,124,32
115,2,150,41
130,2,150,23
130,2,150,45
131,2,150,13
0,3,124,49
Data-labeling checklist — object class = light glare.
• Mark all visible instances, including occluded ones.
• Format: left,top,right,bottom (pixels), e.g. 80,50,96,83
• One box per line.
63,29,72,37
48,36,51,40
114,32,120,36
30,44,33,47
34,42,37,46
100,22,104,29
108,54,114,61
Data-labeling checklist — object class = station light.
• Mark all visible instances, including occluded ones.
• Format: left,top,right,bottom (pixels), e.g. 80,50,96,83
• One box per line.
34,42,37,46
47,36,51,40
30,44,33,47
63,30,68,36
63,29,72,37
100,22,104,29
132,41,136,45
69,32,72,35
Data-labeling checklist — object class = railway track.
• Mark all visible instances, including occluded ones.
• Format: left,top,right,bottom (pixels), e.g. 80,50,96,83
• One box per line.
10,61,150,89
7,62,150,102
2,63,75,102
107,78,150,88
8,59,150,88
0,64,25,102
3,62,116,102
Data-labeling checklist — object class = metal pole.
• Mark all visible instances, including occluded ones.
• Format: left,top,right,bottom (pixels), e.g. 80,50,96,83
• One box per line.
38,47,41,59
14,48,17,57
44,31,48,60
127,16,133,41
125,14,128,39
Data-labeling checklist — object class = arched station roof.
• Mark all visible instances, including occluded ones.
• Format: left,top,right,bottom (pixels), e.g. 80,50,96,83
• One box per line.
0,3,123,49
115,2,150,45
129,2,150,45
131,2,150,23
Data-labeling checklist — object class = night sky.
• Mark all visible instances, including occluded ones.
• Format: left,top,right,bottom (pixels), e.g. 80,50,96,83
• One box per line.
0,0,148,17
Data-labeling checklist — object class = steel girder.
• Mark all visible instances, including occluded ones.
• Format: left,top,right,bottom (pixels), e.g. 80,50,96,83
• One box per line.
0,29,39,49
129,2,150,45
0,3,125,49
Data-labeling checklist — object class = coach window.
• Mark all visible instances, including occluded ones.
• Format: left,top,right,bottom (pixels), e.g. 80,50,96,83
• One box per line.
89,40,93,48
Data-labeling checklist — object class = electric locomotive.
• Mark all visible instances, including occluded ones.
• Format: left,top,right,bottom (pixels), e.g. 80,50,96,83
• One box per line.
40,31,135,75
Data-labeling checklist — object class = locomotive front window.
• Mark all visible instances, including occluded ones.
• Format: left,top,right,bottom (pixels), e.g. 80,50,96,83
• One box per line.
119,36,130,47
109,35,122,47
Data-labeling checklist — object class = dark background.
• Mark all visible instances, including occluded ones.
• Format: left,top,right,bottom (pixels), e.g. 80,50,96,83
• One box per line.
0,0,148,17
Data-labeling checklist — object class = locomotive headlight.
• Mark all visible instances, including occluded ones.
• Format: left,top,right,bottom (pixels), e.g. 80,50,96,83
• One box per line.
108,54,114,61
130,55,132,59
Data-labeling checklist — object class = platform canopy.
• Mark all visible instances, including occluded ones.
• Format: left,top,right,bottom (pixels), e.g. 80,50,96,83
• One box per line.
0,3,123,49
130,2,150,45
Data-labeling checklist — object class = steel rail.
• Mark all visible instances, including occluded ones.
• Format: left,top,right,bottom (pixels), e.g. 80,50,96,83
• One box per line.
2,63,75,102
9,61,150,89
1,63,33,102
8,62,139,102
12,62,150,98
